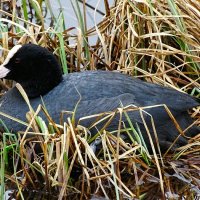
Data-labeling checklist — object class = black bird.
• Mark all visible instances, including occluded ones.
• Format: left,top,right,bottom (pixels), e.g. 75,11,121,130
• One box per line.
0,44,199,152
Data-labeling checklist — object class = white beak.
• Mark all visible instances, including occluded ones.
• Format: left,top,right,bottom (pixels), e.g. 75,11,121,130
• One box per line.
0,44,22,79
0,66,10,78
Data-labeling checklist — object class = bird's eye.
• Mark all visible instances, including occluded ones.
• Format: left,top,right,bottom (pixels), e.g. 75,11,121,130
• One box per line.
15,58,21,64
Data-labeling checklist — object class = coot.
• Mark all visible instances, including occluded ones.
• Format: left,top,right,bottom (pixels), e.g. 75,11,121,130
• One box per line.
0,44,199,151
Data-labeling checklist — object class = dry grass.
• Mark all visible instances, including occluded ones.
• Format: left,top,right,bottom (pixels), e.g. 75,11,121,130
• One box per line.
0,0,200,199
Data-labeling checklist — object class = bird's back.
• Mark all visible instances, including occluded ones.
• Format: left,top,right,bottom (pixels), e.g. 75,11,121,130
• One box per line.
0,71,199,151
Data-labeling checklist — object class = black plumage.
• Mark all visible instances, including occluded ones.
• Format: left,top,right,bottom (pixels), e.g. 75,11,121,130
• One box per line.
0,44,199,151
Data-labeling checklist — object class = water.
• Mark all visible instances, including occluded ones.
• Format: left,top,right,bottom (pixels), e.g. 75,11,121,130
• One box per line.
45,0,114,46
48,0,114,29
